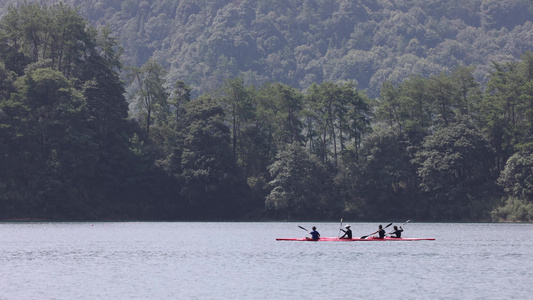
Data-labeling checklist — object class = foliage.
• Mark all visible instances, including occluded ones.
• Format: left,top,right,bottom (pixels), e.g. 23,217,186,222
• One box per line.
127,59,169,135
482,51,533,171
2,2,533,221
414,120,496,220
304,81,371,169
265,143,332,219
491,197,533,222
497,148,533,202
492,147,533,221
179,94,247,218
355,128,417,220
3,0,530,98
0,3,171,220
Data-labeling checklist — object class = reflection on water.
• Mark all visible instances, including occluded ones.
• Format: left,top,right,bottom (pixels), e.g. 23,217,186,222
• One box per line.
0,222,532,299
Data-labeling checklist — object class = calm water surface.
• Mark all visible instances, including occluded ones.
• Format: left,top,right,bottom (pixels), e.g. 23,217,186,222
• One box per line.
0,222,532,299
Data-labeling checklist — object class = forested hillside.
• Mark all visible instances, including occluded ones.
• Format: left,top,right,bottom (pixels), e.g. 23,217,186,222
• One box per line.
2,0,533,97
1,1,533,222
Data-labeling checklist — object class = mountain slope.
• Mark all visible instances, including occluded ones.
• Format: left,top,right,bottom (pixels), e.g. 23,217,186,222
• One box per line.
2,0,533,97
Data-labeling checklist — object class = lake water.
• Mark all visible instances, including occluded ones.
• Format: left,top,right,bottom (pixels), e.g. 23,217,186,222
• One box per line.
0,222,531,299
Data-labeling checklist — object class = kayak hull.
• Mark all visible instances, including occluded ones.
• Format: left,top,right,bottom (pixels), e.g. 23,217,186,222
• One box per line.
276,236,435,241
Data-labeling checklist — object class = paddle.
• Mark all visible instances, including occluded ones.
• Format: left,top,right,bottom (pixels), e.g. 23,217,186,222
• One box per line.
387,219,410,236
360,222,393,239
298,225,309,232
400,219,411,227
338,218,343,238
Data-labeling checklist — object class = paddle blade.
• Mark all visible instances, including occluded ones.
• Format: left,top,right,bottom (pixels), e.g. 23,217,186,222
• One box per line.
360,235,369,239
384,222,393,229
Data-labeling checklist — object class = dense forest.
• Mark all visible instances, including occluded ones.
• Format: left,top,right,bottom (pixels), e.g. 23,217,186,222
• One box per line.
0,1,533,222
2,0,533,98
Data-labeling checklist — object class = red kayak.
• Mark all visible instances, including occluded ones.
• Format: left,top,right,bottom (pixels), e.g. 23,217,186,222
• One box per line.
276,236,435,241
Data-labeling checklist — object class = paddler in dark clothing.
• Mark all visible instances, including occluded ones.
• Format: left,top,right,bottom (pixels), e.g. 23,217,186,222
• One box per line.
308,226,320,240
371,224,386,239
389,225,403,238
339,225,352,239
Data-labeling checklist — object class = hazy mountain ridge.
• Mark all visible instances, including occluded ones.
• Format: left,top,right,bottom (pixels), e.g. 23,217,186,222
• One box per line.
2,0,533,97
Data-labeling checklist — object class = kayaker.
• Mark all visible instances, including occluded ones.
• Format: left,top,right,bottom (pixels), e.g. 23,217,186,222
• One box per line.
339,225,352,239
308,226,320,240
371,224,385,239
389,225,403,238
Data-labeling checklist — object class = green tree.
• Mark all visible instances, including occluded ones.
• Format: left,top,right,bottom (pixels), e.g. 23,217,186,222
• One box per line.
169,80,191,130
304,81,369,168
11,67,97,218
128,59,169,136
399,75,432,132
153,80,191,179
452,65,482,120
492,147,533,221
256,82,304,153
414,120,496,220
482,53,533,170
355,129,417,220
498,148,533,202
0,60,24,214
0,3,161,220
0,3,92,78
305,82,344,168
219,77,255,162
0,60,15,101
180,95,246,218
375,80,402,130
340,81,371,158
265,142,332,219
427,71,458,126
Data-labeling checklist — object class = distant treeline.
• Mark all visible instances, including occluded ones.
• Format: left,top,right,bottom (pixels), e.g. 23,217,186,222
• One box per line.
0,3,532,221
